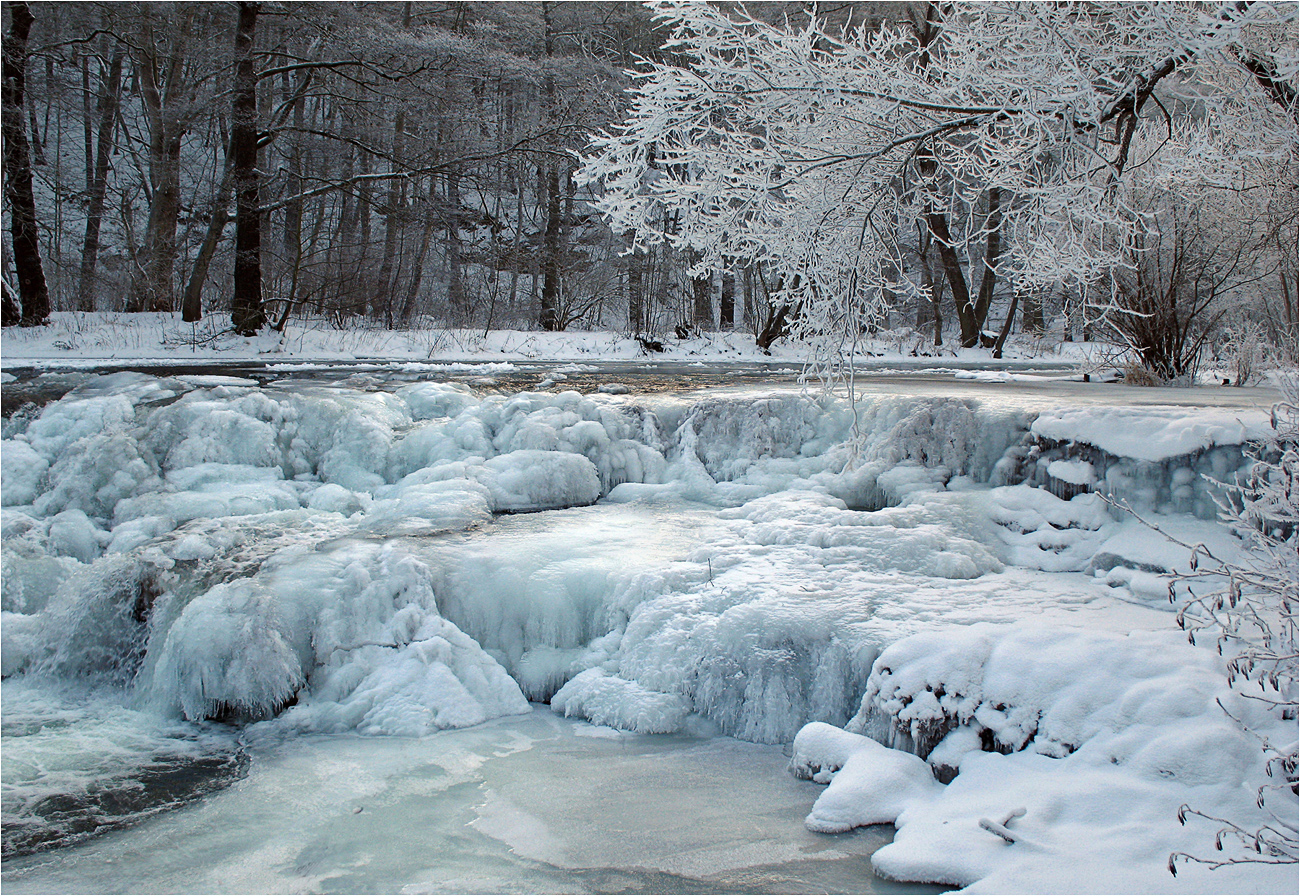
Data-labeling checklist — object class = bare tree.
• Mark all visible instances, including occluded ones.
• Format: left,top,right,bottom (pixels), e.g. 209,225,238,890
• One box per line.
3,2,51,326
230,1,264,335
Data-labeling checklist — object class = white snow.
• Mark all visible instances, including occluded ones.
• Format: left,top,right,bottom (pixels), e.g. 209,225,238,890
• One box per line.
1032,406,1274,462
788,624,1294,893
1045,458,1096,485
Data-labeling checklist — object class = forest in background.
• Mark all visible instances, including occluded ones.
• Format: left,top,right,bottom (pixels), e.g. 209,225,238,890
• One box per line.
2,1,1296,380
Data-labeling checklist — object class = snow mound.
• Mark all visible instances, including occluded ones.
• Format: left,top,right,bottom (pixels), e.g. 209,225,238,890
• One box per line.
987,485,1116,572
791,624,1290,891
790,722,941,832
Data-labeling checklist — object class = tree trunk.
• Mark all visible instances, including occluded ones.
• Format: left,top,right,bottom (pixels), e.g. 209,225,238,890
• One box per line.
182,148,234,322
917,220,945,346
627,245,643,334
720,268,735,329
756,303,791,352
230,1,264,335
445,165,467,317
76,45,124,312
973,187,1001,333
742,265,755,331
3,278,21,327
133,131,183,312
539,164,561,330
992,290,1021,359
689,250,711,329
398,177,438,323
927,211,977,347
280,71,307,316
131,20,190,314
537,2,563,331
80,50,94,188
376,106,407,323
2,2,50,326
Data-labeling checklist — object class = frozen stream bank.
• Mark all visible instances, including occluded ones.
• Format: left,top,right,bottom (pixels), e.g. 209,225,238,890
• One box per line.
1,369,1293,892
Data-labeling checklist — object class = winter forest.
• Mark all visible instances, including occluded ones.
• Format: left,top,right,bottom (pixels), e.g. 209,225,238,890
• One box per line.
1,1,1297,894
2,0,1294,370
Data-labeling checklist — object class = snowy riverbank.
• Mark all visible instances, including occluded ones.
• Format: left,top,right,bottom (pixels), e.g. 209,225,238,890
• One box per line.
2,311,1100,372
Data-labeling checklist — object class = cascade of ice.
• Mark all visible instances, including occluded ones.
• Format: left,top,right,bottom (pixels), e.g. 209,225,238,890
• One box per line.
0,373,1271,745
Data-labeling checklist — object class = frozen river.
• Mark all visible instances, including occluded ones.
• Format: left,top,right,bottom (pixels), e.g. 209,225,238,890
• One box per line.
3,705,938,894
0,363,1281,892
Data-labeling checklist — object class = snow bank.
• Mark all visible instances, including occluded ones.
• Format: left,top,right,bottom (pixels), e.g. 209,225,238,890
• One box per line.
789,625,1294,892
1032,406,1274,463
790,722,941,832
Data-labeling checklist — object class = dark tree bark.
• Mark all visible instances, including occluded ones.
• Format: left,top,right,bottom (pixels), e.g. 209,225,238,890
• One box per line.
77,44,124,312
539,164,561,330
1022,289,1044,333
129,11,195,314
688,249,711,328
926,211,978,347
445,166,467,315
230,1,264,335
720,268,735,329
973,187,1002,331
992,290,1020,359
742,265,755,329
3,2,51,326
756,303,792,351
627,244,644,333
183,149,234,322
691,275,711,328
2,278,21,327
538,3,562,331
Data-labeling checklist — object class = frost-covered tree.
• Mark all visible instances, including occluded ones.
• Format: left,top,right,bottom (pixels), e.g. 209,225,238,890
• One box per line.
579,1,1298,358
1167,373,1298,871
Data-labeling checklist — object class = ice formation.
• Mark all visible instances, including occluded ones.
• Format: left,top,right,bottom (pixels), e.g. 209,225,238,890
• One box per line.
0,373,1269,742
2,370,1288,890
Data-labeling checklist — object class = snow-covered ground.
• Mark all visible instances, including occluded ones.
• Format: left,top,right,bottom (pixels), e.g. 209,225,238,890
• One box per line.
2,311,1095,371
0,340,1293,892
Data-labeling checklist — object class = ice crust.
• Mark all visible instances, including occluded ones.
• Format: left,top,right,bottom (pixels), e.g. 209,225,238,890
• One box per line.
0,374,1267,747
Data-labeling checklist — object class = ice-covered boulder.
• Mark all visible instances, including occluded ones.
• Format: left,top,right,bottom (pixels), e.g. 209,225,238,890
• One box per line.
480,449,601,512
146,544,530,731
1,439,48,506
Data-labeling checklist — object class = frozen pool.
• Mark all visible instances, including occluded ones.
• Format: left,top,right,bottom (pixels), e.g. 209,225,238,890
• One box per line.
1,707,937,895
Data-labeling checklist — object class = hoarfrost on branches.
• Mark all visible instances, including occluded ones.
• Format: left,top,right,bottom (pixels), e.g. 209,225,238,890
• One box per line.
1169,371,1298,872
579,1,1298,361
